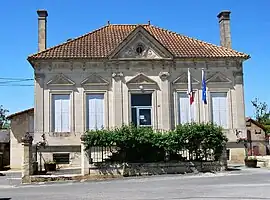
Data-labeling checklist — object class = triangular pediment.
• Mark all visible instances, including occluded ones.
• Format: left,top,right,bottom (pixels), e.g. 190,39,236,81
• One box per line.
109,26,173,59
126,73,157,85
173,72,199,85
81,74,109,86
47,74,75,86
207,72,232,83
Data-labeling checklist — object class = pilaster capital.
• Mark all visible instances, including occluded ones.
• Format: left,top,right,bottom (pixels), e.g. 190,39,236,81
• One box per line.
159,72,170,81
112,72,124,81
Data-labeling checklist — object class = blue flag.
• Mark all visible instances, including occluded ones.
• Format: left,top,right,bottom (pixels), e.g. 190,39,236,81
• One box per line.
202,69,207,104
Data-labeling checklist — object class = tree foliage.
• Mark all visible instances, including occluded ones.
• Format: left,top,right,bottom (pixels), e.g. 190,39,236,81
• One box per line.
0,105,9,129
83,123,228,163
251,98,270,132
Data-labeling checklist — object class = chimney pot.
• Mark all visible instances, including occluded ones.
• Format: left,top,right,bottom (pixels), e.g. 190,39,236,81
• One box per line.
217,10,231,49
37,9,48,52
37,9,48,18
217,10,231,22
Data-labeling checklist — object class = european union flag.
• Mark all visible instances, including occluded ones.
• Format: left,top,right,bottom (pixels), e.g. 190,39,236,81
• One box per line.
202,69,207,104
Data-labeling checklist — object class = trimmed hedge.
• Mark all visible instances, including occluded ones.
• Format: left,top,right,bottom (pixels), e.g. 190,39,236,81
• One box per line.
83,123,228,162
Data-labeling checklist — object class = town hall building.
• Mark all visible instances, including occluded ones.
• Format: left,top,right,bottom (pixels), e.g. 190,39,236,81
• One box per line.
8,9,250,169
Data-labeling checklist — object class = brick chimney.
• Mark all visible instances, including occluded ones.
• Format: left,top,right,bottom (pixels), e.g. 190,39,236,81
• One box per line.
217,10,231,49
37,10,48,52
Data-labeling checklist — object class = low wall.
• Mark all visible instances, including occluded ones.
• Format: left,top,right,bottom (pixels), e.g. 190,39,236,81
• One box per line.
89,161,225,176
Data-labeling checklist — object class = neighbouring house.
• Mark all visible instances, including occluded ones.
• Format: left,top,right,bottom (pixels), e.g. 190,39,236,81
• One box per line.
9,9,250,169
245,117,269,156
7,108,34,169
0,129,10,169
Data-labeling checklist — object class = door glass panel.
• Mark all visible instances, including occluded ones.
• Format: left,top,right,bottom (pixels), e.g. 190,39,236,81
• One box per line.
139,109,151,126
131,94,152,106
131,108,137,126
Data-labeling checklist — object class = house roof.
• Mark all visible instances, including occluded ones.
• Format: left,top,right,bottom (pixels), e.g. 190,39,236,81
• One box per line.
246,117,266,131
28,24,250,60
7,108,34,119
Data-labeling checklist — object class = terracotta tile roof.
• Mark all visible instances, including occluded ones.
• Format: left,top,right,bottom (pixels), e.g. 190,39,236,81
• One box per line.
28,24,249,60
7,108,34,119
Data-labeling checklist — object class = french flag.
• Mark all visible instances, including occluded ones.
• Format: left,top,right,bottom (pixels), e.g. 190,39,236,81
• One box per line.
202,68,207,104
187,68,194,105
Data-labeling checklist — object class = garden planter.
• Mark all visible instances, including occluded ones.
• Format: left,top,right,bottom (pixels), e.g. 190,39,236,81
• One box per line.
244,159,257,168
44,163,56,171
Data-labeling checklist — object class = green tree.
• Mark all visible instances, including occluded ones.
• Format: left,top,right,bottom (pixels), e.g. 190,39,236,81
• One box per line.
251,98,270,133
0,105,9,129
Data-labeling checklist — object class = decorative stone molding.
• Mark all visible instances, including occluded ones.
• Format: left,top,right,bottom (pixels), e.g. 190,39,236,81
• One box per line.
48,62,52,71
81,62,86,71
207,72,232,84
47,73,75,86
126,73,157,85
81,74,109,86
34,73,45,80
69,62,74,71
233,71,243,84
173,72,199,85
159,72,170,81
112,72,124,81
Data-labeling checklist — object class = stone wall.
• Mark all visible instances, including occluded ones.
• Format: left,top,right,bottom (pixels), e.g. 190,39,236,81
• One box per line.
9,111,34,169
88,161,225,176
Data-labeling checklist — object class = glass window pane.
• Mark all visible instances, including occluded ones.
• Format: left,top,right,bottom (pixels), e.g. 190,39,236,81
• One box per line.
131,94,152,106
139,109,151,126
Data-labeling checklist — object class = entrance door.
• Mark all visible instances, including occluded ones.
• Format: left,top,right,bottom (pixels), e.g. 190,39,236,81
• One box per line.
131,94,152,127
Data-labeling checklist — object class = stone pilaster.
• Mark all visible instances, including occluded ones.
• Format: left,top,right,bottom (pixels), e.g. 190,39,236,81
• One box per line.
34,73,44,134
112,72,124,127
159,72,171,130
21,132,33,184
233,70,246,129
80,135,89,175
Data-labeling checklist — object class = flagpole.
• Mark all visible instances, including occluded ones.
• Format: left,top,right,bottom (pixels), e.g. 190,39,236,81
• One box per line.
188,68,192,123
202,68,205,123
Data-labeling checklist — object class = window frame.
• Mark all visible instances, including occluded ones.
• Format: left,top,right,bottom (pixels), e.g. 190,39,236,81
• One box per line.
49,90,73,133
128,90,156,128
209,91,229,129
174,89,199,126
83,90,108,131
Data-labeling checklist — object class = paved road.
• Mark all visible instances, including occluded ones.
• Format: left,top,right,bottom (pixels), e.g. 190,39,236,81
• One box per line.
1,168,270,199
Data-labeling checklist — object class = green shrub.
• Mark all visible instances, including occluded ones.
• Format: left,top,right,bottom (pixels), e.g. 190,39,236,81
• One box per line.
83,123,228,162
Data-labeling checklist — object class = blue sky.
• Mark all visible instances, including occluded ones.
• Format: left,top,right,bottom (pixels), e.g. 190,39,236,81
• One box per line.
1,0,269,117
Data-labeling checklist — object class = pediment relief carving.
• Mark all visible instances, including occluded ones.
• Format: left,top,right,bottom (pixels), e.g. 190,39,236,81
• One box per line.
173,73,199,85
110,26,173,59
81,74,109,86
47,74,75,86
206,72,232,83
119,40,163,59
126,73,157,85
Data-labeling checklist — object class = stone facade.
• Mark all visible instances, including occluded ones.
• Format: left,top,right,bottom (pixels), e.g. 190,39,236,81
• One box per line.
32,57,246,164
